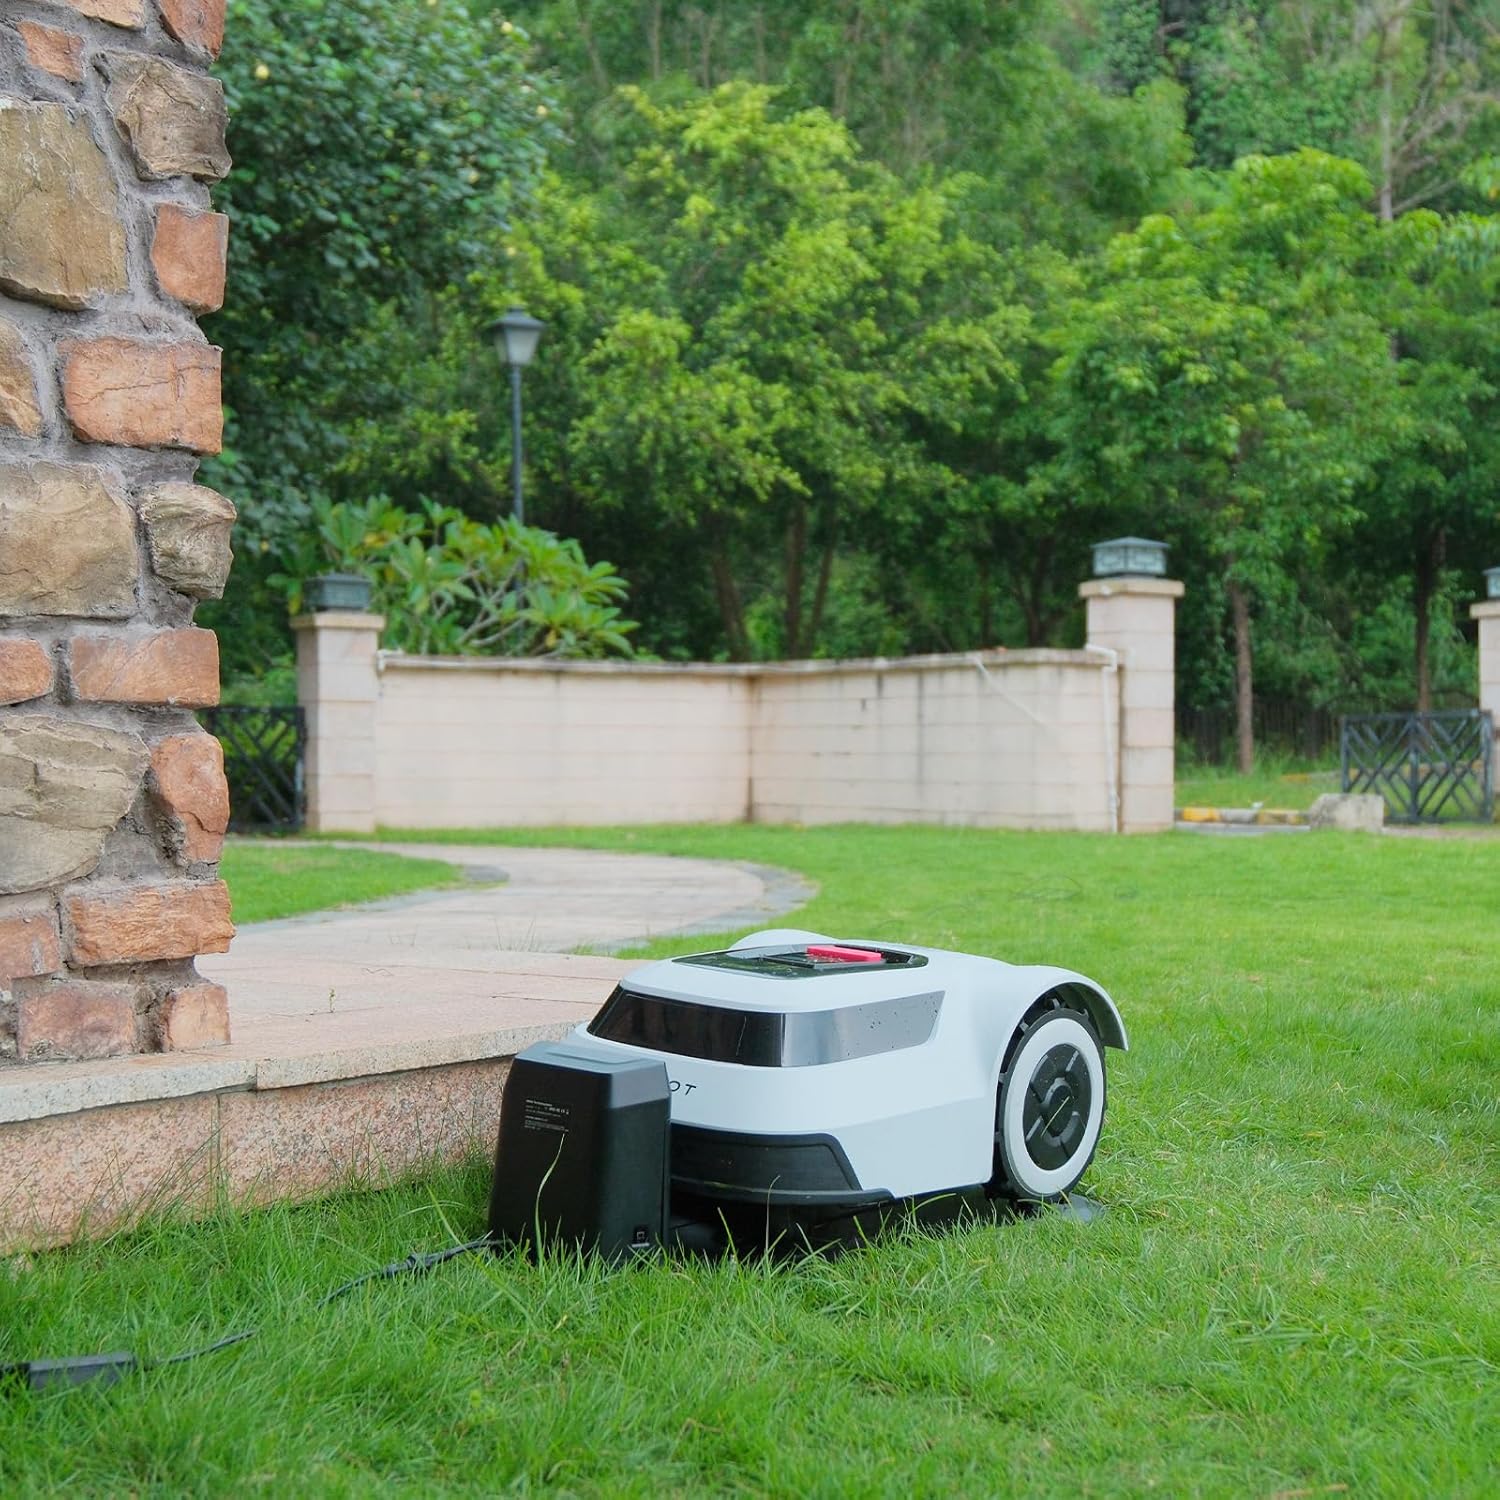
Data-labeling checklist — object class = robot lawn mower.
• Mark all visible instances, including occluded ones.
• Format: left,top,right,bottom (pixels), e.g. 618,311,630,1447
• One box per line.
490,929,1127,1256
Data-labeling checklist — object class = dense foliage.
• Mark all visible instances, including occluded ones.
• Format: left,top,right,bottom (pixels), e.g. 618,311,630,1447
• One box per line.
279,498,638,658
207,0,1500,764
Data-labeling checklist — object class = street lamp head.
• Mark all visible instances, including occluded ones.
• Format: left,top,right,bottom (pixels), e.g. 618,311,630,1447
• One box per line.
1091,536,1169,580
489,307,544,369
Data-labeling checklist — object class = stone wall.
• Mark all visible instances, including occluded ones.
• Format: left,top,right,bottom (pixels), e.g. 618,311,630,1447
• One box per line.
0,1,234,1063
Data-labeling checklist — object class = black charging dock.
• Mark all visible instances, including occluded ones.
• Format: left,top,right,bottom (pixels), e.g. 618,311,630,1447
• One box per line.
488,1043,672,1259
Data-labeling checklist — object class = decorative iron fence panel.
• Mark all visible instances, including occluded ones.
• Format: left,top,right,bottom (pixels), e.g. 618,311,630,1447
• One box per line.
1340,710,1494,824
198,706,306,833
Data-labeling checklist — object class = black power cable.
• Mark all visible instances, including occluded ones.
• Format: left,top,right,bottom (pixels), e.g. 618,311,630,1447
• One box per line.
316,1234,493,1307
2,1235,493,1395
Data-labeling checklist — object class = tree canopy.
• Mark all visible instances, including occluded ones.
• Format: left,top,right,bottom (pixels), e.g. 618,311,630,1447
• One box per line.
206,0,1500,765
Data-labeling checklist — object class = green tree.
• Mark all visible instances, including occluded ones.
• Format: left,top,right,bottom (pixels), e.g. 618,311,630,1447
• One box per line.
338,85,1020,660
1356,209,1500,707
1052,151,1403,768
1096,1,1500,218
203,0,554,681
516,1,1192,251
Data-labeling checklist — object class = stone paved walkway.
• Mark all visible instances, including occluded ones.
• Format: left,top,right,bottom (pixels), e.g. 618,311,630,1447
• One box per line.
194,844,816,1086
2,845,813,1122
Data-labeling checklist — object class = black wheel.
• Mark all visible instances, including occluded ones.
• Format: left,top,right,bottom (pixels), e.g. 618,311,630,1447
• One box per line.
990,1003,1105,1201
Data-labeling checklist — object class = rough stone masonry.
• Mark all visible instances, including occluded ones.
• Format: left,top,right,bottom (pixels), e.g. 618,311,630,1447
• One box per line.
0,0,235,1062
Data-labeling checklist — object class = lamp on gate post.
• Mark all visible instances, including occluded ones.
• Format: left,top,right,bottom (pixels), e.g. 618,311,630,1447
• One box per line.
1091,537,1170,580
488,307,545,525
1484,565,1500,600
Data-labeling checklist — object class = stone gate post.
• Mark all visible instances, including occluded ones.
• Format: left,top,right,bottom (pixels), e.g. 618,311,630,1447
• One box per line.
1080,570,1185,834
294,611,383,834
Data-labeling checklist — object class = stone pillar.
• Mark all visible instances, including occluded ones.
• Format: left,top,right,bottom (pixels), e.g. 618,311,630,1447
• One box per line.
1473,601,1500,791
1080,576,1185,833
294,613,384,834
1,4,234,1061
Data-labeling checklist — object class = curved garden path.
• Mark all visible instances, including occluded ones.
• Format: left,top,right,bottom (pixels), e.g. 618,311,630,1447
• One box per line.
196,844,816,1083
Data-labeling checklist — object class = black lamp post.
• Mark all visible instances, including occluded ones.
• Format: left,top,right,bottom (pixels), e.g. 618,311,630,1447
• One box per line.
488,307,545,524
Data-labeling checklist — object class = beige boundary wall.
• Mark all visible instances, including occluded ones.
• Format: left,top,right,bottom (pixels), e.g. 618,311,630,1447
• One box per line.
296,576,1184,835
373,648,1115,830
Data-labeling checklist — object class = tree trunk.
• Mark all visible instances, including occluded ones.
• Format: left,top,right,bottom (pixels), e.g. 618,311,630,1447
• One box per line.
1414,526,1446,712
1021,535,1056,647
697,9,717,89
831,4,864,119
647,1,662,81
1228,579,1255,774
709,535,749,661
978,548,994,646
806,516,837,653
783,500,807,658
576,4,610,94
1373,1,1406,223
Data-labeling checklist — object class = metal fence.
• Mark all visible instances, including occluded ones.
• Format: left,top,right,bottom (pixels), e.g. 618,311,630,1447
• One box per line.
198,706,306,833
1178,699,1340,764
1340,709,1494,823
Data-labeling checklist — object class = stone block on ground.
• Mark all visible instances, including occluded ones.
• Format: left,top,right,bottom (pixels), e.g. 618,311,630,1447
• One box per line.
14,977,138,1060
139,483,236,597
0,461,138,618
0,638,54,706
1309,793,1386,833
0,1094,218,1252
0,715,148,896
149,731,229,863
0,101,127,309
99,52,230,182
61,338,222,453
64,878,233,966
68,627,220,706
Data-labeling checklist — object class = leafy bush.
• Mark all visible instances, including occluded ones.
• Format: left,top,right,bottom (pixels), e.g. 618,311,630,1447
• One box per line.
279,498,639,659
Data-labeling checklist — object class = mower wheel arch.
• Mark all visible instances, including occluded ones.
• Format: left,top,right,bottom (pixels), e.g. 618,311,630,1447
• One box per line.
1046,979,1127,1051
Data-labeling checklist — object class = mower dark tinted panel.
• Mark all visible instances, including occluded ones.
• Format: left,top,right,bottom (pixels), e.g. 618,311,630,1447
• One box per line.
590,989,783,1066
588,989,943,1068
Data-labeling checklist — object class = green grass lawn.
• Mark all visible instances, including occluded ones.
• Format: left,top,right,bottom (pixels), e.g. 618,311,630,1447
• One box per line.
4,825,1496,1496
1175,763,1341,811
220,840,466,923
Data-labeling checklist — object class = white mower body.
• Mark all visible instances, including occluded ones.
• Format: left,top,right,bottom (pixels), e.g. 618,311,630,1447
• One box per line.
563,929,1127,1213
